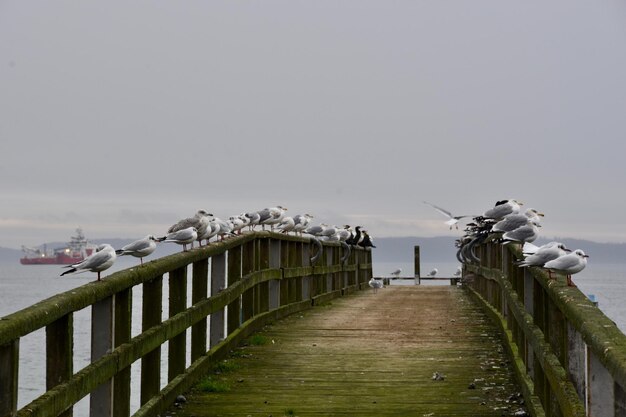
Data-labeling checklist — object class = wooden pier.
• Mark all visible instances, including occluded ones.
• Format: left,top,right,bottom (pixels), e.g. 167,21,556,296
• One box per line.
2,234,626,417
170,286,525,416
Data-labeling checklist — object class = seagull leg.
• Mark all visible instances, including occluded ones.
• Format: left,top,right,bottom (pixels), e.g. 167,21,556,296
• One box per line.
140,257,144,266
97,272,101,281
567,275,576,287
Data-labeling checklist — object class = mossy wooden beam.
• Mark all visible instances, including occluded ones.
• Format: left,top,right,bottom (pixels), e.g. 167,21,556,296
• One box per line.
467,266,586,416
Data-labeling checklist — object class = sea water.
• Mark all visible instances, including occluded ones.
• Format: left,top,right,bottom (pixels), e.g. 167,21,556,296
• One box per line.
1,258,625,416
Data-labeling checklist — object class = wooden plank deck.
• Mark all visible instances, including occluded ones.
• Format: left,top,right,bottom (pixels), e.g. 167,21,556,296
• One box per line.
170,286,528,416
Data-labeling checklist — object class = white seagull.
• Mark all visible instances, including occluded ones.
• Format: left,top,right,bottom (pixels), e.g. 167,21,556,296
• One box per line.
423,201,474,230
368,277,384,293
543,249,589,287
390,268,402,278
518,242,571,269
483,199,523,220
427,268,438,277
115,235,158,265
61,244,117,281
159,227,198,252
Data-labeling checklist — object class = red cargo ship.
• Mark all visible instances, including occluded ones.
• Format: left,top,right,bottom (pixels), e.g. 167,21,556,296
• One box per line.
20,228,96,265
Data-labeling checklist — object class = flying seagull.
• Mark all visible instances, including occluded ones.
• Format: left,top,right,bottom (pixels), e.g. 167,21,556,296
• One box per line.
423,201,474,230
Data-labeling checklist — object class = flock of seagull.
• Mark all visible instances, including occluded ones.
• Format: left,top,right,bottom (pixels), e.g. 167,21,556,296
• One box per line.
60,206,376,281
425,199,589,287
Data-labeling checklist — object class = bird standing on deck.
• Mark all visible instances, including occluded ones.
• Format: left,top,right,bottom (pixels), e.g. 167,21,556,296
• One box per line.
61,244,117,281
115,235,157,265
368,277,383,293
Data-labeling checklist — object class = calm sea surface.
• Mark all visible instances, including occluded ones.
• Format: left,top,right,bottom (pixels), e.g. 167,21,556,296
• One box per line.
1,257,625,416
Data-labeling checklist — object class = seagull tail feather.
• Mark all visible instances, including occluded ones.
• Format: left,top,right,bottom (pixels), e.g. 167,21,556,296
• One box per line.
60,268,77,276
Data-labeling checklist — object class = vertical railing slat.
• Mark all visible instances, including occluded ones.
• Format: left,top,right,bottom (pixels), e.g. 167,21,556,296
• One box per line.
168,267,187,381
46,314,73,417
0,340,19,417
90,296,113,417
113,288,132,417
191,259,208,362
241,241,255,322
141,276,162,405
210,254,226,347
227,246,242,335
269,239,281,310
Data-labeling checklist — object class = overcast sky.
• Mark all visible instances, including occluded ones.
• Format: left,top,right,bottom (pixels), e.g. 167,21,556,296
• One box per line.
2,1,626,248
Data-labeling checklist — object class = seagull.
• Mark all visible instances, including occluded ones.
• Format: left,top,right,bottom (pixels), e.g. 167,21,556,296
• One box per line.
115,235,157,265
491,209,544,233
259,206,288,231
501,221,540,244
61,244,117,281
167,210,213,248
518,242,571,269
390,268,402,278
453,266,462,277
543,249,589,286
293,214,313,235
423,201,474,230
368,277,384,293
483,199,523,220
276,216,296,234
159,227,198,252
427,268,438,277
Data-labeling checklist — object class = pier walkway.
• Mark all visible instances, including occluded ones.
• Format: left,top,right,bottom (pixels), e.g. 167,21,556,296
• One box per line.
170,286,525,416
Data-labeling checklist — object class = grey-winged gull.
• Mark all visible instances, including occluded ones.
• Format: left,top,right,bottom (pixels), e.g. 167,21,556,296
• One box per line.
61,243,117,281
115,235,158,265
543,249,589,286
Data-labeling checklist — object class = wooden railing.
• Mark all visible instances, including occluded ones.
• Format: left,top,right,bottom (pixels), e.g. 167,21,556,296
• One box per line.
0,232,372,417
464,241,626,417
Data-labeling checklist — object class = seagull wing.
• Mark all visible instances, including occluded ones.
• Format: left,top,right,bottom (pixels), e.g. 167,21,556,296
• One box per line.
423,201,453,219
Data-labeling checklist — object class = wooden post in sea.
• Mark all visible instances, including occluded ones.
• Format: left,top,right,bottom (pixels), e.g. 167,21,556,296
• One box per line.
414,246,421,285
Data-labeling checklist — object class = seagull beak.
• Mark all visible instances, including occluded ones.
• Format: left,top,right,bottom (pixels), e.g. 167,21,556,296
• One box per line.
538,213,545,217
564,248,572,252
584,254,590,258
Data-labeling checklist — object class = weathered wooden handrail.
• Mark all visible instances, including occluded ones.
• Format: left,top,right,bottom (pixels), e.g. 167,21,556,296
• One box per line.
464,241,626,417
0,232,372,417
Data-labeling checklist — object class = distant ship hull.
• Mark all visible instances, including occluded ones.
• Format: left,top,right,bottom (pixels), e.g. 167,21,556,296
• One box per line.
20,228,95,266
20,253,84,265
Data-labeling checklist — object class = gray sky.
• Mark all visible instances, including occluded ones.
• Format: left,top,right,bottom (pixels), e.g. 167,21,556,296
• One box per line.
2,1,626,248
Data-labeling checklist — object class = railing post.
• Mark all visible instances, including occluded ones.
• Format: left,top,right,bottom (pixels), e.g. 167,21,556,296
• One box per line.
113,289,132,417
227,246,242,335
90,296,113,417
269,239,281,310
302,243,311,300
210,254,226,347
46,314,73,417
141,276,162,405
241,240,256,322
414,245,421,285
169,266,187,381
289,242,298,303
326,246,334,293
0,340,19,417
258,239,270,313
280,241,290,305
191,259,208,362
588,350,615,417
567,323,587,405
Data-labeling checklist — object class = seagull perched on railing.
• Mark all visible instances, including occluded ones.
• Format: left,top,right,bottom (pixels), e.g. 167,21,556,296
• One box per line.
482,199,523,220
158,227,198,252
427,268,438,277
61,244,117,281
542,249,589,287
390,269,402,278
166,210,212,249
423,201,474,230
115,235,157,265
